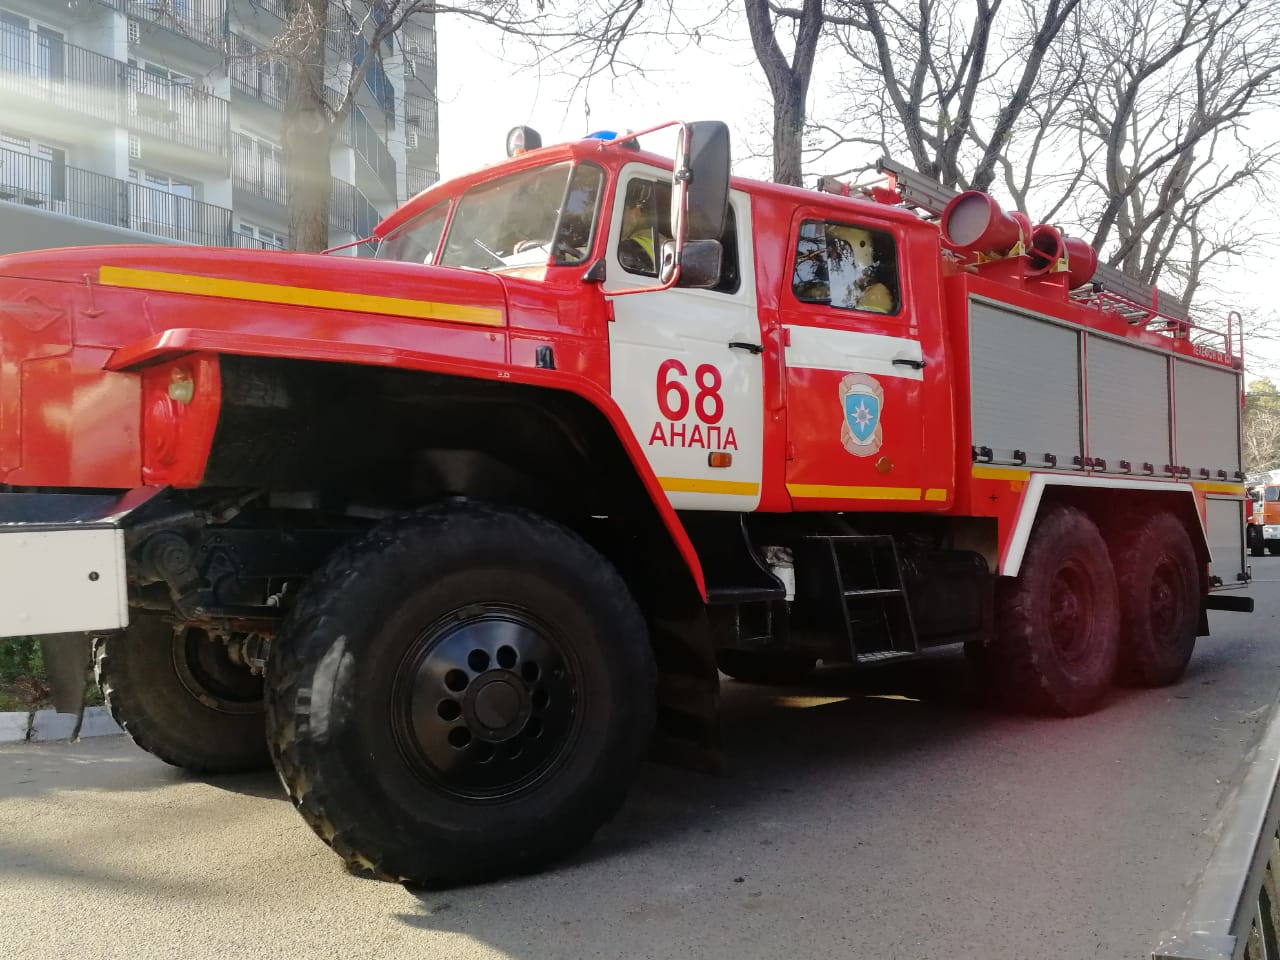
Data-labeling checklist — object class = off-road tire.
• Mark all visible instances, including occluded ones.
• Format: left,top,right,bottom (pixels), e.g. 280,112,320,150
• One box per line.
716,650,817,685
95,616,269,773
265,503,656,887
988,506,1119,716
1249,527,1266,558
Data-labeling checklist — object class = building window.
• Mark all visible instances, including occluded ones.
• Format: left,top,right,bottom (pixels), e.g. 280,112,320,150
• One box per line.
0,129,65,203
238,220,286,249
791,219,900,315
128,166,196,237
234,132,285,203
1,11,65,82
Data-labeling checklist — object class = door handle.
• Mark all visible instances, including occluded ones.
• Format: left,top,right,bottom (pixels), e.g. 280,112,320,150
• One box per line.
729,341,765,354
892,357,926,370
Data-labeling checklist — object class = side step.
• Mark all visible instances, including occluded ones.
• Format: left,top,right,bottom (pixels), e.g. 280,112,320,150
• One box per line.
794,535,920,662
856,649,917,666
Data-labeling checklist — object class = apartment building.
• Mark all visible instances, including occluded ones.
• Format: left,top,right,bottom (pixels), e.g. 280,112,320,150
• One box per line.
0,0,439,254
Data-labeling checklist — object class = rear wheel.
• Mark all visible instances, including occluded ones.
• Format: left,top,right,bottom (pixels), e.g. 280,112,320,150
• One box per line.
1113,513,1199,687
716,650,817,685
988,506,1119,716
266,503,655,886
95,616,269,773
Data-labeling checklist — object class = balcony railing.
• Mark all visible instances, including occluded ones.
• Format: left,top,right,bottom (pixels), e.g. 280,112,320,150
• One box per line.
248,0,356,60
125,0,226,49
229,37,288,111
405,94,438,143
233,154,287,206
0,145,232,245
247,0,289,17
406,165,438,197
401,19,437,70
126,64,229,156
0,24,123,124
231,232,286,251
330,178,379,236
350,106,396,198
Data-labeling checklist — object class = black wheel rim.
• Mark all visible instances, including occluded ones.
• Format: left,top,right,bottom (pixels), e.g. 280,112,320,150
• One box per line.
390,603,580,801
171,627,263,715
1048,558,1094,666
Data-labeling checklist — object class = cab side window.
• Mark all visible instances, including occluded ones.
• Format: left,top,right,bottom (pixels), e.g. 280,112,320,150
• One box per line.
792,219,900,315
616,176,741,293
616,179,672,278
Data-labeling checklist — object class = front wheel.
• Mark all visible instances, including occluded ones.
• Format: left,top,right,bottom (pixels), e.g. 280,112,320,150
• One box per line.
266,504,656,886
988,506,1119,716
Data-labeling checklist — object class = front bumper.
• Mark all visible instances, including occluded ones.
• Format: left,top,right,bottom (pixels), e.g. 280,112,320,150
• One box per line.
0,490,155,639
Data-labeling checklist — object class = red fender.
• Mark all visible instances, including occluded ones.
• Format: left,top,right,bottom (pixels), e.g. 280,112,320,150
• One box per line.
108,327,708,599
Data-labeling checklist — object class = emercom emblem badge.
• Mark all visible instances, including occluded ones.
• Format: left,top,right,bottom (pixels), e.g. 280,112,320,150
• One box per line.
839,373,884,457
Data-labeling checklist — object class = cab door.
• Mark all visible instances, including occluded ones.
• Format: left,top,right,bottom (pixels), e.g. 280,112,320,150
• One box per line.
781,209,949,509
604,163,763,511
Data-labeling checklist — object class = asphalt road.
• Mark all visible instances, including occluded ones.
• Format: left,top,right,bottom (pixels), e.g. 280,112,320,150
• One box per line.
2,559,1278,960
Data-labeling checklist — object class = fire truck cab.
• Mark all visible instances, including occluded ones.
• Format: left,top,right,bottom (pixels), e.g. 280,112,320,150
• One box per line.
1249,482,1280,556
0,121,1254,886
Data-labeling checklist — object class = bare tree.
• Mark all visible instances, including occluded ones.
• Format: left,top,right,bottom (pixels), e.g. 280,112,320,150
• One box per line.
819,0,1079,189
743,0,824,185
1245,378,1280,474
1044,0,1280,291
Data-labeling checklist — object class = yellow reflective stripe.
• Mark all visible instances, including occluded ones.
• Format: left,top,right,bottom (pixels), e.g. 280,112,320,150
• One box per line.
98,265,504,327
627,232,654,258
658,476,759,496
787,483,922,501
971,465,1031,482
1193,481,1246,496
924,488,948,502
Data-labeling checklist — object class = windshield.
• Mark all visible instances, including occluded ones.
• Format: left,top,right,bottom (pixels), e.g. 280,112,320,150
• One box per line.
377,163,604,271
376,201,448,264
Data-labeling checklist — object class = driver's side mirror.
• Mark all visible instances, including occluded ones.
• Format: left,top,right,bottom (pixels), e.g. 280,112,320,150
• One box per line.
671,121,731,242
659,239,723,288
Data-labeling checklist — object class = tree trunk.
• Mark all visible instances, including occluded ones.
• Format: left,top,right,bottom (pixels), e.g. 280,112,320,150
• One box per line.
772,78,805,187
744,0,823,187
284,0,337,252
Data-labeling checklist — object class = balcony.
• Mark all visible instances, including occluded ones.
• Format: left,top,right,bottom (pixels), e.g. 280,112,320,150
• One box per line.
350,106,396,198
125,0,227,50
353,36,395,123
401,19,436,72
330,177,379,236
233,153,287,206
231,232,286,251
229,36,287,110
0,24,123,125
406,165,438,197
126,64,230,156
245,0,355,61
0,144,232,245
246,0,289,17
405,94,437,146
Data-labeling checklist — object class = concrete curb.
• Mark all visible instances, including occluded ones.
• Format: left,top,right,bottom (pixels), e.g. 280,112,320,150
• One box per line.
0,706,122,744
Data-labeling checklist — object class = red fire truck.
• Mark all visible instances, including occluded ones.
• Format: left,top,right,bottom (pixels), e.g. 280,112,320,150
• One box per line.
0,121,1253,885
1248,479,1280,556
